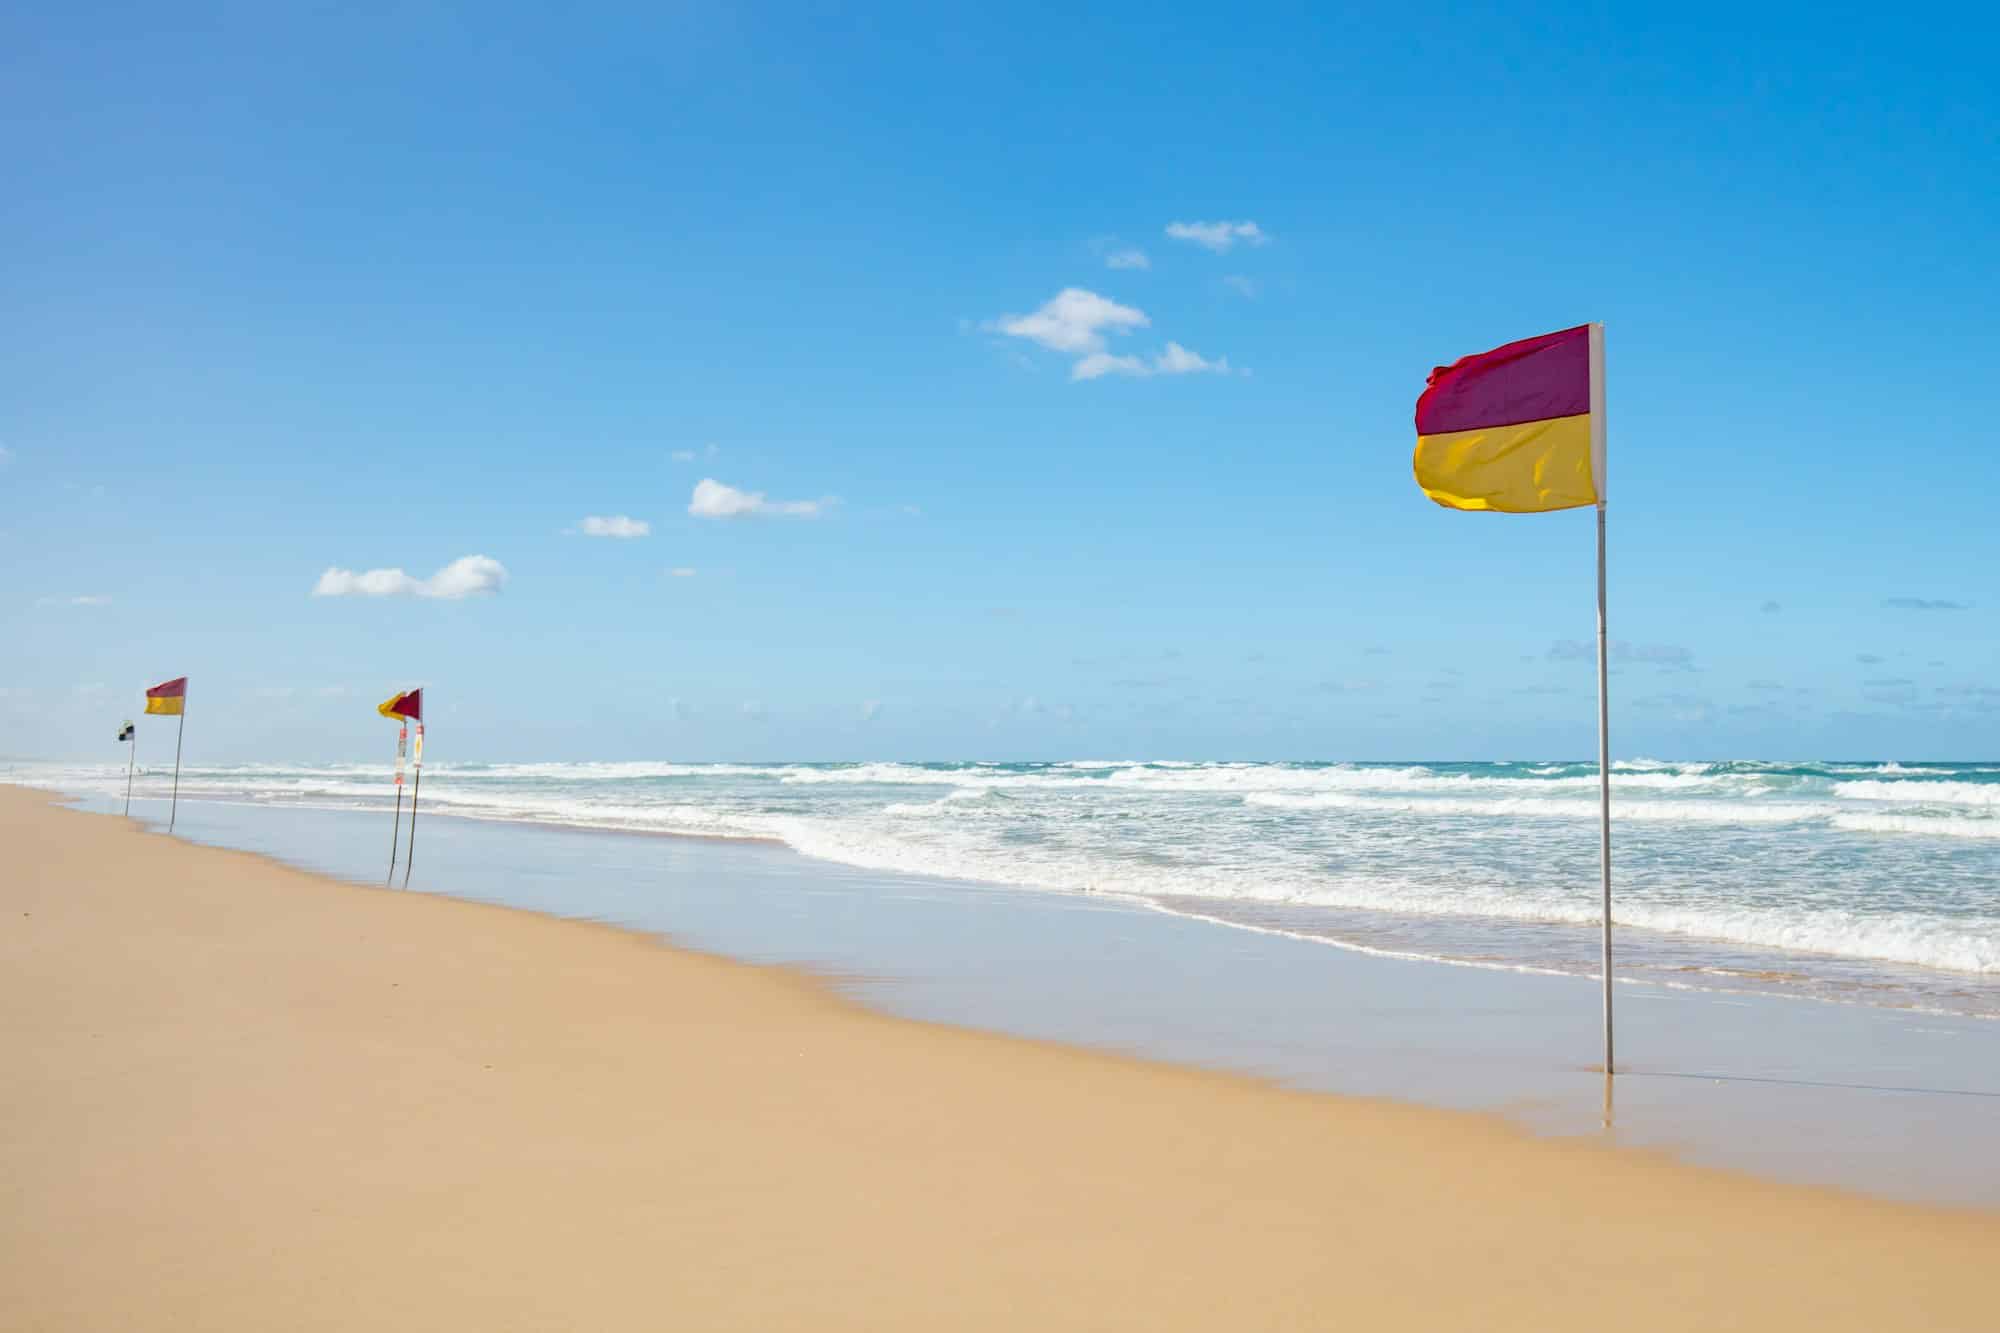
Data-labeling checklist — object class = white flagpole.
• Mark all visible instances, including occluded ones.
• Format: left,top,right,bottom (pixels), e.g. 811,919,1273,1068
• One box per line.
388,722,406,883
402,719,423,890
169,702,186,835
1589,322,1613,1075
124,726,136,816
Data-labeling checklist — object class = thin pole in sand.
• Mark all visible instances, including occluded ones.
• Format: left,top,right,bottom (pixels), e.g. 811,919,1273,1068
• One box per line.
1589,322,1614,1076
168,697,186,835
387,722,406,883
402,721,423,889
124,726,137,816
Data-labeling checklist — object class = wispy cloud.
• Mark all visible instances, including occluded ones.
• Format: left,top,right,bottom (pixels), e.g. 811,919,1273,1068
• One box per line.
1550,640,1695,671
35,594,111,607
666,566,697,578
578,515,650,538
312,555,508,599
0,445,13,466
1072,352,1149,381
1074,341,1234,381
1221,274,1260,299
1154,341,1231,375
1856,653,1885,665
1165,220,1268,253
1633,691,1713,722
1105,248,1150,270
1883,597,1968,611
689,479,830,520
671,443,719,464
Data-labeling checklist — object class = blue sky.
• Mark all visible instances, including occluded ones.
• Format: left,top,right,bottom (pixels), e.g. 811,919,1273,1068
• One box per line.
4,2,1997,762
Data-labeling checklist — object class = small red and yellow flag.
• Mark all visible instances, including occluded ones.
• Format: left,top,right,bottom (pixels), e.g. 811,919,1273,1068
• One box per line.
378,689,423,722
145,677,188,716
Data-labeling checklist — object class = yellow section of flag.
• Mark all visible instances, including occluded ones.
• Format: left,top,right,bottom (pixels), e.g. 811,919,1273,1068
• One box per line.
1413,413,1597,513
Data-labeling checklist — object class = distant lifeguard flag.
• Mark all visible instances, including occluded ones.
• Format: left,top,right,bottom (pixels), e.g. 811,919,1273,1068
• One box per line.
144,677,188,715
1413,324,1603,513
378,689,423,722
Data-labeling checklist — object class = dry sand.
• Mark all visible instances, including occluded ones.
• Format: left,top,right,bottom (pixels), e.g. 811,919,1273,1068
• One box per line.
4,784,1994,1330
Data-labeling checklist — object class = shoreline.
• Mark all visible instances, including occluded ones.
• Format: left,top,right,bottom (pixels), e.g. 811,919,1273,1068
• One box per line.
28,773,1997,1023
5,785,1999,1329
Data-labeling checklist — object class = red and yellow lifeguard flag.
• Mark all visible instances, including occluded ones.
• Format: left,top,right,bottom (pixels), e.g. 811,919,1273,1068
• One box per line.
144,677,187,716
378,689,423,722
1414,323,1604,513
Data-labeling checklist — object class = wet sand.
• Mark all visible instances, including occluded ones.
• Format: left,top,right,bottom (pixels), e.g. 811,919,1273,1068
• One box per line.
4,785,1994,1330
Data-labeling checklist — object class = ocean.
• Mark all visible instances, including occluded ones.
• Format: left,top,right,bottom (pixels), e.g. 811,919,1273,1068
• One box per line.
16,757,2000,1019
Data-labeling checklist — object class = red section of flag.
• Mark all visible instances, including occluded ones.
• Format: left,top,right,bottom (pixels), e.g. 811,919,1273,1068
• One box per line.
146,676,188,699
391,688,423,722
1414,324,1591,435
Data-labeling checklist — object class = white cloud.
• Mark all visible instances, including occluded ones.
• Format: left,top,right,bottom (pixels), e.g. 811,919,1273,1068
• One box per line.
667,567,697,578
1165,220,1268,253
312,554,509,600
1106,248,1150,270
579,515,650,538
991,288,1237,382
1221,274,1260,299
1072,352,1149,381
36,594,111,607
1072,343,1233,381
670,450,695,463
992,288,1148,355
688,478,829,519
1153,342,1230,375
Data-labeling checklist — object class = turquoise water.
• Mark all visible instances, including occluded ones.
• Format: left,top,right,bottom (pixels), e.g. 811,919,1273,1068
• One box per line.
15,757,2000,1017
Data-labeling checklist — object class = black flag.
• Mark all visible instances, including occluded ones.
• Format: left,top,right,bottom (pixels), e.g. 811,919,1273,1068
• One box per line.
117,721,135,742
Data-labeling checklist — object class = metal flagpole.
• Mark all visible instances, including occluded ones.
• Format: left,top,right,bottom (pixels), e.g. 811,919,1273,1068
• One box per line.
387,722,406,883
1590,322,1613,1075
402,721,423,889
124,726,136,816
169,706,186,834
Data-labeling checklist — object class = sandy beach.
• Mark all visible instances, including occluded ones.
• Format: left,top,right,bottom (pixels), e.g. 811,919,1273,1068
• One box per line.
4,785,1995,1330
